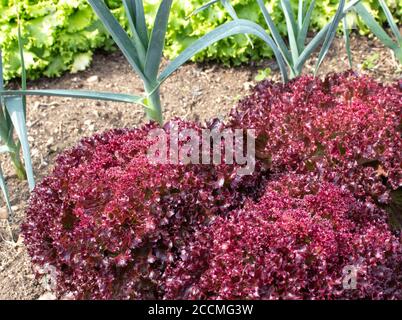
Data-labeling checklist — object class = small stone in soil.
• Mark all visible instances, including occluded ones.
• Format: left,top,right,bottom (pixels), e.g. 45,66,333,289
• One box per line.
0,207,8,220
87,75,100,83
46,137,55,147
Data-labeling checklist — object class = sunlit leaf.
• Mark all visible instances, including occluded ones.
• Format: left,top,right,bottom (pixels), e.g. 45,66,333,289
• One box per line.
145,0,173,81
4,96,34,190
159,19,289,83
88,0,147,82
315,0,345,75
343,16,353,68
281,0,299,64
0,89,145,105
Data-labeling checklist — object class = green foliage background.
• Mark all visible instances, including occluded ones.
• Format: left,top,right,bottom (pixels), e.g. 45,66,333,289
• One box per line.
1,0,401,80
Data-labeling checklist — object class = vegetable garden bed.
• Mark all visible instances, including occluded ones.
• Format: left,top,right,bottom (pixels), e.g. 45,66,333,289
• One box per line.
0,34,400,300
0,0,401,301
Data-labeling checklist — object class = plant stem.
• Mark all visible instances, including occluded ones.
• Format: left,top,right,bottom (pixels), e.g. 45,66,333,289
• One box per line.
10,152,26,180
290,69,298,79
145,86,163,125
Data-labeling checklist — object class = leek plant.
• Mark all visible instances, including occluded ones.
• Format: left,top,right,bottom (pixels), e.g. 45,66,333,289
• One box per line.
354,0,402,64
85,0,290,123
0,0,289,124
0,51,26,181
199,0,362,77
0,22,35,219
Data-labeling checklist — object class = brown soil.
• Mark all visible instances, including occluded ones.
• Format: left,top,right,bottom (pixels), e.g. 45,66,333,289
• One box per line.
0,35,400,300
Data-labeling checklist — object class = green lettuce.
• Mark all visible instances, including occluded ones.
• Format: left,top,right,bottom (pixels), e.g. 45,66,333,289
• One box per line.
0,0,400,80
